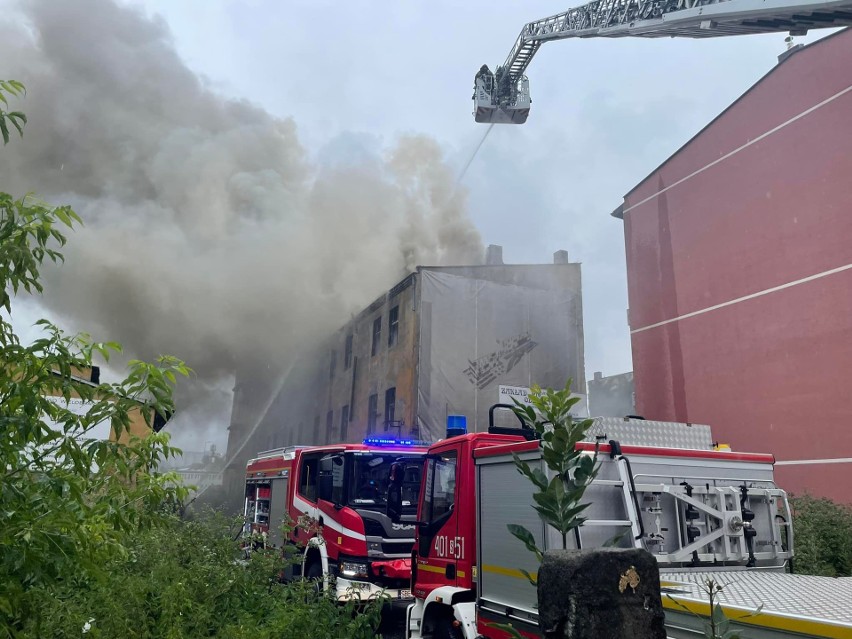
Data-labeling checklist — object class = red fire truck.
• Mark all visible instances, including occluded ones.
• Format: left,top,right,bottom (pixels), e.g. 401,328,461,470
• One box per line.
244,436,426,603
394,410,852,639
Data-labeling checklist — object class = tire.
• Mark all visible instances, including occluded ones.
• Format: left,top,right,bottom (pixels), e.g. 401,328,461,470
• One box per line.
305,561,323,580
431,613,463,639
305,560,324,593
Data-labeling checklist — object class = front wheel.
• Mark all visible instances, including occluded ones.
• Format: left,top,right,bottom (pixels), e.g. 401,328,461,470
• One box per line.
431,614,463,639
304,561,324,596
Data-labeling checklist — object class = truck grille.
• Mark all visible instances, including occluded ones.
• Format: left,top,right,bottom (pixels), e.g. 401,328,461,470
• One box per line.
381,541,413,556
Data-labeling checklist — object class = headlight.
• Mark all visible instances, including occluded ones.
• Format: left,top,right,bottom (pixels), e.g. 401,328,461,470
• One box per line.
340,561,369,579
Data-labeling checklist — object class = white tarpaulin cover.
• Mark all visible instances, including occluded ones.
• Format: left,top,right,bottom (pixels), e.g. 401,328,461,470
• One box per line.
416,270,584,440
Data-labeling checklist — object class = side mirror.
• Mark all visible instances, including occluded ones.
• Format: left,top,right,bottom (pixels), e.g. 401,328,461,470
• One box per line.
386,462,403,523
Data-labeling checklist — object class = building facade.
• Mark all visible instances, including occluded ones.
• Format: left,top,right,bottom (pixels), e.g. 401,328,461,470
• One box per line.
588,371,635,418
221,251,586,506
43,365,169,442
613,30,852,502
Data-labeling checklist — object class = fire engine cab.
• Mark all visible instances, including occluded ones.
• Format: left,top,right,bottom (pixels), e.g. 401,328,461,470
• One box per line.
244,437,426,603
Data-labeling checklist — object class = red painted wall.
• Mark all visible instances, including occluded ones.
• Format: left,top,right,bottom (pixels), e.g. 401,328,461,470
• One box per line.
621,30,852,503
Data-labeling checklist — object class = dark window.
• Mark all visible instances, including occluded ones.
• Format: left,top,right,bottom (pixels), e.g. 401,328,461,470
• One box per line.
298,453,323,502
388,305,399,347
367,394,378,433
344,334,353,369
349,453,421,513
329,350,337,379
340,405,350,441
371,317,382,356
384,387,396,430
423,451,457,523
325,410,333,442
418,450,457,557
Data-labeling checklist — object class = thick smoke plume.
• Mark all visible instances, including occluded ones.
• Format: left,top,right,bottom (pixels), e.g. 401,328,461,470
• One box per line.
0,0,483,447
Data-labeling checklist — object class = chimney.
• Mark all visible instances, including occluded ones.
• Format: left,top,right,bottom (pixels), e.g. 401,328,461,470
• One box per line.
594,371,603,381
553,249,570,264
485,244,503,265
778,35,804,63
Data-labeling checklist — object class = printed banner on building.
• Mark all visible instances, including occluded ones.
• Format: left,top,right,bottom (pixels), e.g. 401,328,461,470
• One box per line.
498,385,589,418
416,268,585,441
498,385,533,406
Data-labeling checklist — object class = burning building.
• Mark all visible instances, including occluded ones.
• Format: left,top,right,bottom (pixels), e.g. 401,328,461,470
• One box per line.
222,247,585,503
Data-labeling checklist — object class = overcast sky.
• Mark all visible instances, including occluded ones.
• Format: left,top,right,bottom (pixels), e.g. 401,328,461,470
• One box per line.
4,0,835,450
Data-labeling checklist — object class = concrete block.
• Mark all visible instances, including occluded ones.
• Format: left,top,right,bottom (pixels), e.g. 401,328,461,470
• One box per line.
537,548,666,639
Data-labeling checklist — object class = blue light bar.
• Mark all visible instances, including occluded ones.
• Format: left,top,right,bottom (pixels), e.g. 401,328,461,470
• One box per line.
362,436,429,448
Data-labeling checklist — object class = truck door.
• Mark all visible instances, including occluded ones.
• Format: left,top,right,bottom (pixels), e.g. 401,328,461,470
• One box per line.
292,452,324,546
416,448,460,593
267,473,289,547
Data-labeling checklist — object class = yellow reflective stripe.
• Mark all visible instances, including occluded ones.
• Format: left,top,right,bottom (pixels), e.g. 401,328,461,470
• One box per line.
417,564,465,578
418,563,445,574
663,598,851,639
481,564,537,581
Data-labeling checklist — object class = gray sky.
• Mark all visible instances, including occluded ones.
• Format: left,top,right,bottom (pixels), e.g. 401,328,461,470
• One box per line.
3,0,835,450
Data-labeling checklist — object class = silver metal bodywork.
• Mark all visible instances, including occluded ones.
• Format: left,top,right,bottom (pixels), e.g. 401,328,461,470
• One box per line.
584,416,713,449
476,428,795,633
662,571,852,637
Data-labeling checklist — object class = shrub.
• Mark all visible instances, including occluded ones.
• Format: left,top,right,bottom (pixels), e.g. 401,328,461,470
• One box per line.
789,495,852,577
20,513,381,639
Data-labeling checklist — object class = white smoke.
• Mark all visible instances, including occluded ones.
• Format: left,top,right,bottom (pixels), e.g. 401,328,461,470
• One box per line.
0,0,483,448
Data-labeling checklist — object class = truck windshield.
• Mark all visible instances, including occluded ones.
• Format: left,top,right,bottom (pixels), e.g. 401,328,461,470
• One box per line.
349,453,422,513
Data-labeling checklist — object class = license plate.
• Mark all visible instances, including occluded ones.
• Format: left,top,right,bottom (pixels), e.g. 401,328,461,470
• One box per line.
398,589,412,600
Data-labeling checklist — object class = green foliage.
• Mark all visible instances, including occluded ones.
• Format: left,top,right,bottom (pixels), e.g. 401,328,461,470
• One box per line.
508,380,599,560
789,495,852,577
1,81,192,636
18,514,382,639
0,80,27,145
666,579,761,639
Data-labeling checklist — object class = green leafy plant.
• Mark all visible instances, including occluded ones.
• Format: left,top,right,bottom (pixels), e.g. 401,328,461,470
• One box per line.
1,81,191,636
666,578,762,639
507,379,600,585
0,80,26,144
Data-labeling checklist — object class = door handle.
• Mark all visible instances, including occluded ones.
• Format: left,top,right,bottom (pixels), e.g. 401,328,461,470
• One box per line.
445,563,456,580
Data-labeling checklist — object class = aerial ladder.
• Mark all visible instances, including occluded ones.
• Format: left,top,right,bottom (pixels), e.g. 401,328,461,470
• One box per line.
473,0,852,123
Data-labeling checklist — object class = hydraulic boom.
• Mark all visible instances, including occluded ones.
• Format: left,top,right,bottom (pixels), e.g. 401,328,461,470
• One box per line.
473,0,852,123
